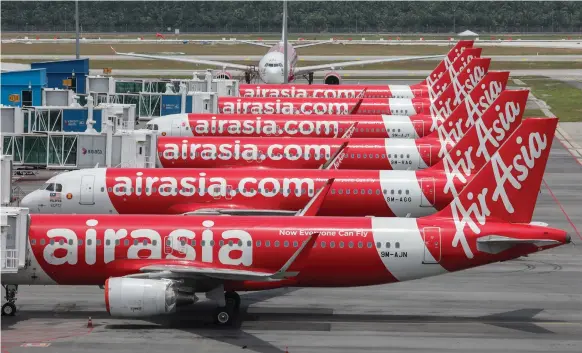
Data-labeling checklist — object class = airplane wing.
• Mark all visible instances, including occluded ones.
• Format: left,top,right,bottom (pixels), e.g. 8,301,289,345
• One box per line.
111,46,250,70
235,40,274,48
293,40,333,49
133,231,320,281
294,54,446,76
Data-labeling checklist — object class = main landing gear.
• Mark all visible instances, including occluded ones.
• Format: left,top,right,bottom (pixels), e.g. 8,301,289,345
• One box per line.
215,291,241,325
2,284,18,316
206,285,241,326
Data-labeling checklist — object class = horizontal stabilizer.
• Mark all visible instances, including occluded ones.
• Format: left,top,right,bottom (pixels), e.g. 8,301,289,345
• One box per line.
477,235,561,254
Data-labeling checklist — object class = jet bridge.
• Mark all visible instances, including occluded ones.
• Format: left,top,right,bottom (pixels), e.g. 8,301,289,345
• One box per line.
0,208,29,275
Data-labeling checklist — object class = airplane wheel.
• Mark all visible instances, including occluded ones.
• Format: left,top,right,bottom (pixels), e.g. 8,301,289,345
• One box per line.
214,307,233,325
225,291,241,309
2,302,16,316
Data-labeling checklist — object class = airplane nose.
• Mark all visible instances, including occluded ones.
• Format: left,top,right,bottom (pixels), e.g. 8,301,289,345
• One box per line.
19,192,37,211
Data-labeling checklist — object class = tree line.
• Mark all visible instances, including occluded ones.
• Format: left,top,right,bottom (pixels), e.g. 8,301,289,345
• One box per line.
2,1,581,34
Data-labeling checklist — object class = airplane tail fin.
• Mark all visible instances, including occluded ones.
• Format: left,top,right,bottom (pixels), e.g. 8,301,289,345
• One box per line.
426,70,510,133
428,57,492,117
431,89,529,178
422,40,474,86
435,117,557,224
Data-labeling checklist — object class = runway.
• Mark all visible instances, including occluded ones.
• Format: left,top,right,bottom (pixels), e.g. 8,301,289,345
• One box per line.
4,54,582,62
3,139,582,353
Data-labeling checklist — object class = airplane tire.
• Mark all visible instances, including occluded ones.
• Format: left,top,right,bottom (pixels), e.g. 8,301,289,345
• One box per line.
2,302,16,316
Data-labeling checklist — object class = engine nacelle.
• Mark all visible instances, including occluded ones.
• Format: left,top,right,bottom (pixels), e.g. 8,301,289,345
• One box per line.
105,278,182,317
324,71,341,85
215,72,233,80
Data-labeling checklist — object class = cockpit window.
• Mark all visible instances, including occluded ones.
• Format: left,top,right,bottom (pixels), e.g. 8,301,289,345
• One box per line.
146,124,159,131
42,183,62,192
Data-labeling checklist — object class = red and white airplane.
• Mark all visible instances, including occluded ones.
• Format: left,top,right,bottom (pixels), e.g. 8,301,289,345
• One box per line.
4,117,568,326
238,47,482,99
20,92,529,218
156,74,515,170
146,58,500,140
216,57,491,115
112,6,471,86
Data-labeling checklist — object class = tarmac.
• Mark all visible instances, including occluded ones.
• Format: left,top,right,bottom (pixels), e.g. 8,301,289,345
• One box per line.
2,79,582,353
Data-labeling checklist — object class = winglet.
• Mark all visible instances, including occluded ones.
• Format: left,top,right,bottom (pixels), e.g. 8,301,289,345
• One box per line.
350,97,365,114
340,122,358,139
320,142,348,170
295,178,334,216
270,231,320,279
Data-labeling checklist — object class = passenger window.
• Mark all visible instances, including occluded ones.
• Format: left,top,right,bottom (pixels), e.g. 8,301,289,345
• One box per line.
101,187,105,192
31,239,36,245
275,241,280,247
358,241,363,248
330,241,335,248
256,240,261,247
395,242,400,249
376,242,381,248
339,241,344,248
386,242,391,248
247,241,251,247
321,241,326,248
124,239,129,246
348,241,354,248
284,241,289,248
293,241,298,247
265,240,271,247
86,239,91,246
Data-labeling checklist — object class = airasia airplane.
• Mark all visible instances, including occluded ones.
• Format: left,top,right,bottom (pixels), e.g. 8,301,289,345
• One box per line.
156,74,516,170
237,47,482,98
111,3,469,85
216,57,491,116
20,94,530,218
145,60,504,140
3,118,568,326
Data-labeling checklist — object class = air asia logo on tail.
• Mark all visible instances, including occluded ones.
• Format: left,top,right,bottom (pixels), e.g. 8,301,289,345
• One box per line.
446,119,555,259
440,90,528,198
434,71,509,157
426,40,474,87
430,58,491,120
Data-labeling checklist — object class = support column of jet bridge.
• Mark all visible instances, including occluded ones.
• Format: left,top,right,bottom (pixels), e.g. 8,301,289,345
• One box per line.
0,207,29,274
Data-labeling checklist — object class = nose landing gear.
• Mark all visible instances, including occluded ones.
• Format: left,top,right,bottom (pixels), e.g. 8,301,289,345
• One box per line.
2,284,18,316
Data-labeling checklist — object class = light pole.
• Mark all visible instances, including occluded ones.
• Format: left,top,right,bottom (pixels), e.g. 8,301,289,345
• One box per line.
283,0,288,83
75,0,80,59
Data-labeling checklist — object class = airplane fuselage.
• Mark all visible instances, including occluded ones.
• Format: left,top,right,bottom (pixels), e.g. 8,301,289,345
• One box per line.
2,214,566,289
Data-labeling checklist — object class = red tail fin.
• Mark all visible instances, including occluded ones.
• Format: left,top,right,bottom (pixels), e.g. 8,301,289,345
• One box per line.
436,117,558,224
431,90,529,180
427,47,482,97
423,40,474,86
429,58,492,118
428,71,510,132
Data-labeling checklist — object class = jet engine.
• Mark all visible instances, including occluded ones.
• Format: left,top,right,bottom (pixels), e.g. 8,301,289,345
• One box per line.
215,72,233,80
324,71,341,85
105,277,196,317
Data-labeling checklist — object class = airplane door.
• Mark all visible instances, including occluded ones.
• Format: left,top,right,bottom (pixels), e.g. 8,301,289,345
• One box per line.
422,227,441,264
419,177,435,207
79,176,95,205
418,144,431,168
412,120,424,137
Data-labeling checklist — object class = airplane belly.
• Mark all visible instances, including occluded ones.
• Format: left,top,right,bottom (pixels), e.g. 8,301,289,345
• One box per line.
371,218,447,281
